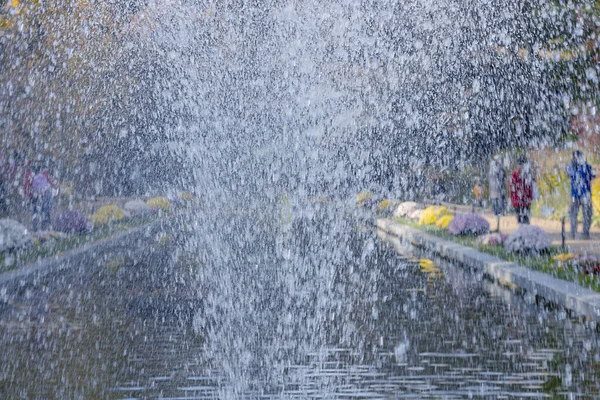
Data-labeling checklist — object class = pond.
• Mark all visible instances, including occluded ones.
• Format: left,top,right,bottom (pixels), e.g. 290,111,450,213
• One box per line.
0,203,599,398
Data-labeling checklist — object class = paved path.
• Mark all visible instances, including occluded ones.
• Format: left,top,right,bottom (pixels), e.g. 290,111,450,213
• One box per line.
439,202,600,256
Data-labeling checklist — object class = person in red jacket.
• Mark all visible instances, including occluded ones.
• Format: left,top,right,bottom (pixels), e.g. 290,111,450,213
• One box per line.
510,157,534,224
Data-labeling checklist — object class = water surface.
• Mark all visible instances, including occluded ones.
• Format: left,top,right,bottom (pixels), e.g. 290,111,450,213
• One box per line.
1,205,599,398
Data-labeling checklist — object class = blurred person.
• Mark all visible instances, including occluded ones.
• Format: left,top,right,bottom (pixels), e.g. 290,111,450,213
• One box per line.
0,152,6,217
4,151,18,198
29,163,57,231
510,157,534,224
473,177,485,208
1,150,24,214
488,155,506,216
566,150,596,239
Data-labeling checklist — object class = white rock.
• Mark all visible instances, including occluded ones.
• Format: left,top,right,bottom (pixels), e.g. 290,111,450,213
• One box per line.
394,201,418,218
407,209,424,221
0,219,33,253
124,199,152,215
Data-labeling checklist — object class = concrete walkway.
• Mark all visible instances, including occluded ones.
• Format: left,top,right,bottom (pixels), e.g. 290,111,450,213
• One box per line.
438,202,600,257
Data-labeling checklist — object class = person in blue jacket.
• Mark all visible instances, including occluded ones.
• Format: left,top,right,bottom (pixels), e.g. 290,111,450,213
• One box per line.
566,150,596,239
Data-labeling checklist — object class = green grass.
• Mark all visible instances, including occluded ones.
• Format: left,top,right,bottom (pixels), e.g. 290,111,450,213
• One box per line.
0,213,172,274
393,217,600,293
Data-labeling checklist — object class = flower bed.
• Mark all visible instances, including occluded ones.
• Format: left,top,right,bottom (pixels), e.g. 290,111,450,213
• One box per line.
436,215,454,229
54,210,92,234
552,254,600,275
89,205,130,226
147,197,171,211
0,213,164,274
504,225,552,254
418,206,450,226
448,213,489,236
390,216,600,293
0,192,183,274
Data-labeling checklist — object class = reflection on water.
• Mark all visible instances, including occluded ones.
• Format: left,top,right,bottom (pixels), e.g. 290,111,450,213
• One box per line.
1,205,599,398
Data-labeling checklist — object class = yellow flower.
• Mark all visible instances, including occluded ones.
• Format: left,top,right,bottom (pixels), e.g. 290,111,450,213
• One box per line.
436,215,454,229
147,197,171,210
418,206,450,226
357,192,373,203
553,253,575,262
419,258,441,277
592,182,600,218
89,205,128,225
377,199,397,211
180,191,194,201
157,233,170,246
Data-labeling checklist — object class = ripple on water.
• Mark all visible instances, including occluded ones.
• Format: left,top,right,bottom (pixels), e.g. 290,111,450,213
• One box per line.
2,212,600,398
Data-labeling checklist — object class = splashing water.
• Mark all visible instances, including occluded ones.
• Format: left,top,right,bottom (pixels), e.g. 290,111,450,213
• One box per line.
1,0,599,398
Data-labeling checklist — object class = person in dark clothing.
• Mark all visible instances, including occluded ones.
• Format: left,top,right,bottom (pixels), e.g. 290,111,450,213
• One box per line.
510,157,534,224
0,151,11,217
566,150,596,239
30,164,57,231
488,155,506,216
0,165,6,217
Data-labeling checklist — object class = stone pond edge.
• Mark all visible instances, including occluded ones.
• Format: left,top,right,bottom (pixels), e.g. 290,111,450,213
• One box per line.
377,218,600,322
0,213,185,296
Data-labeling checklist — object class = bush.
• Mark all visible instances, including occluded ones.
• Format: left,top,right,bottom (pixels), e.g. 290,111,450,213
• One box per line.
418,206,449,226
448,213,489,236
147,197,171,211
89,205,129,226
54,210,91,234
435,215,454,229
504,225,552,253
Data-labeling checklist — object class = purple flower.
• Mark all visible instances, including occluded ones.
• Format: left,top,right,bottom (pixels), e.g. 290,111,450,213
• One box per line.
577,255,600,264
448,213,490,236
54,211,91,234
504,225,552,253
